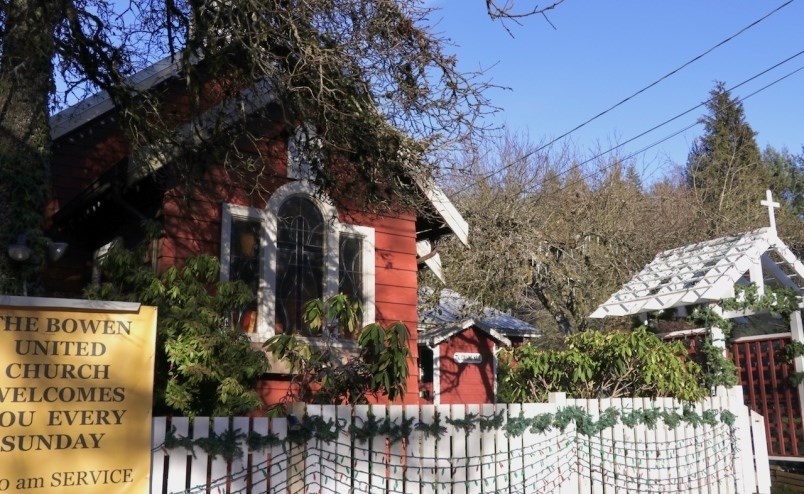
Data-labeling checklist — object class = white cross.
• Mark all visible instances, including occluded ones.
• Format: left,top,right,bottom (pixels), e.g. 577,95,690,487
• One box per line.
760,189,780,231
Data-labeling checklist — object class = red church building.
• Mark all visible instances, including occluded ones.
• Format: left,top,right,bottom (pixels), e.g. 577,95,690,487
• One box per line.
42,56,469,406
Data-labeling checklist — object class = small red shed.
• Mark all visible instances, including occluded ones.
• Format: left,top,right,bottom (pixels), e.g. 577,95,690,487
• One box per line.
418,289,540,404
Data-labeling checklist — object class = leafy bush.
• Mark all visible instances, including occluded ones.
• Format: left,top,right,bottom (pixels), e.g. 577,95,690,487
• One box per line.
264,294,411,404
498,327,706,403
85,244,269,416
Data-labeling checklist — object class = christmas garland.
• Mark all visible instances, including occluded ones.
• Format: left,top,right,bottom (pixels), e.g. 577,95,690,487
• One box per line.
159,405,737,461
687,283,801,388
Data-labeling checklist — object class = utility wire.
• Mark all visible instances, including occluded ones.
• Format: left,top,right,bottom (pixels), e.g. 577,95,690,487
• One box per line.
451,0,796,195
518,48,804,192
522,57,804,198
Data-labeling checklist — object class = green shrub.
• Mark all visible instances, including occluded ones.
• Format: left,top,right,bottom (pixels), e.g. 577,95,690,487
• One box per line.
85,245,269,416
498,327,706,402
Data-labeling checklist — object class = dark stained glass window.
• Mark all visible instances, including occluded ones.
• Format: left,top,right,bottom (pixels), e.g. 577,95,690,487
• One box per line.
230,218,261,294
230,218,261,333
276,197,325,335
338,234,363,305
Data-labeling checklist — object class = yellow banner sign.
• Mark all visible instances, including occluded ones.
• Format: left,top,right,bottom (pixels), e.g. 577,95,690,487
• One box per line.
0,297,156,493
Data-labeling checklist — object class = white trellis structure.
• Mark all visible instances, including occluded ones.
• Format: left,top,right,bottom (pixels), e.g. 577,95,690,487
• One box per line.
590,190,804,459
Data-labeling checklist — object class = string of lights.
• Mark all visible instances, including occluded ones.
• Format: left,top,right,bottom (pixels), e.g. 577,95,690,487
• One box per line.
166,419,739,494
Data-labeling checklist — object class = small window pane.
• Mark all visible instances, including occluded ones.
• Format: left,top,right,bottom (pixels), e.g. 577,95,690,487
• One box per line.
419,346,434,384
230,218,261,333
230,219,261,294
339,234,363,308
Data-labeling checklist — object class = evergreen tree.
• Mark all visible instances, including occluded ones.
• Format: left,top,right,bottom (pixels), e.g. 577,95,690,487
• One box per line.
685,82,772,236
761,145,804,255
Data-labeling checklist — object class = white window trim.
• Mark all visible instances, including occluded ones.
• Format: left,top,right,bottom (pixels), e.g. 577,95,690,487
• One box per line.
221,181,375,342
220,203,268,337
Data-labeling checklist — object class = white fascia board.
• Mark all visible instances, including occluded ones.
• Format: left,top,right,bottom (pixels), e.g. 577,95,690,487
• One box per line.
416,240,444,282
588,307,609,318
50,56,184,140
414,177,469,246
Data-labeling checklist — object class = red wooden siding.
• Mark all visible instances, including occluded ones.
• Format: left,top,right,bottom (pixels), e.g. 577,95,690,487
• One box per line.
156,164,422,405
436,327,497,405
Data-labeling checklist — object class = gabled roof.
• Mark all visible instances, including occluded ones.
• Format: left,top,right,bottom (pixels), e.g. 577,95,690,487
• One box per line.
590,227,804,318
50,56,183,140
419,289,541,347
49,56,469,246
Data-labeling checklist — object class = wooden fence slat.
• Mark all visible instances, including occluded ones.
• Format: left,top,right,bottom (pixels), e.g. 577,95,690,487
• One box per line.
679,399,697,494
586,398,602,494
151,416,168,494
642,397,658,494
549,395,574,494
750,410,771,494
716,392,736,494
387,405,406,494
464,404,482,493
449,404,467,494
251,417,270,493
596,398,617,494
167,417,190,494
418,404,438,494
231,417,250,493
211,417,230,494
730,388,754,494
493,403,511,494
353,404,372,494
480,404,497,493
305,404,323,494
269,415,288,493
188,417,210,494
336,405,352,493
506,403,523,494
370,404,388,494
403,404,422,494
654,397,674,494
317,404,337,493
436,405,451,493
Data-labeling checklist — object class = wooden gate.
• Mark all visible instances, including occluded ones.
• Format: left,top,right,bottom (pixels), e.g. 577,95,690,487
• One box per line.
731,334,804,458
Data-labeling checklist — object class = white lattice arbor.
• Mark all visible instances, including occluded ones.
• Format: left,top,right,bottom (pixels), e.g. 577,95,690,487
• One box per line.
589,227,804,319
590,191,804,459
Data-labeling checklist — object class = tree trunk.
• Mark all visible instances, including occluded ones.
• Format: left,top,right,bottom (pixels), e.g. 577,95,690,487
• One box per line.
0,0,59,294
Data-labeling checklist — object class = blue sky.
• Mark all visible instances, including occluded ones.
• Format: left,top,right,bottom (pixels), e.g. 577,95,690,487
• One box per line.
426,0,803,182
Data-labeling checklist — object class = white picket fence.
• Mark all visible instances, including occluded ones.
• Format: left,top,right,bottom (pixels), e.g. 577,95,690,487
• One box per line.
150,388,771,494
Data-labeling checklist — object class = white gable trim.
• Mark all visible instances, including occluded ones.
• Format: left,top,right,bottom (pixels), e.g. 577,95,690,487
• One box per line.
414,177,469,246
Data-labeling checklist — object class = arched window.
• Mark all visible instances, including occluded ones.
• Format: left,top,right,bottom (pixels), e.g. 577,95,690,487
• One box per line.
275,196,325,335
221,181,375,341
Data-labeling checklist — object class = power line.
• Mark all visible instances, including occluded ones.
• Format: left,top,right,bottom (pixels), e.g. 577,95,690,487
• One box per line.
525,58,804,199
528,48,804,189
452,0,796,195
